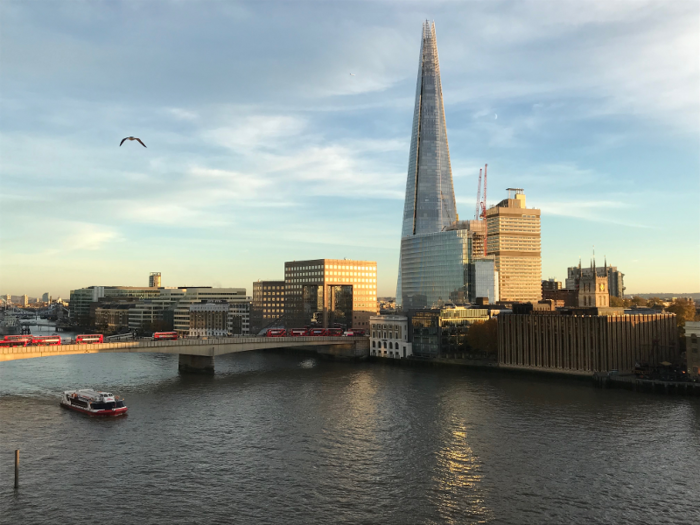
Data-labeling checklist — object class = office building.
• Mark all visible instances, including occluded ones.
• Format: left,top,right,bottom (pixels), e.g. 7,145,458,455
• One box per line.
149,272,162,288
70,286,162,321
397,21,457,307
566,261,625,298
498,310,677,375
409,306,490,358
370,315,412,359
284,259,377,329
485,189,542,303
95,304,134,333
171,288,249,335
41,293,49,303
251,280,285,334
189,303,229,337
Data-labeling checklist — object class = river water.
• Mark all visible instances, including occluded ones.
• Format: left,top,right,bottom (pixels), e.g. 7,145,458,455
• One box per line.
1,326,699,524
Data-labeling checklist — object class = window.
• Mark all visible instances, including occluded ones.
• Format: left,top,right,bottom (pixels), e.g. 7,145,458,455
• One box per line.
372,341,376,348
383,341,387,349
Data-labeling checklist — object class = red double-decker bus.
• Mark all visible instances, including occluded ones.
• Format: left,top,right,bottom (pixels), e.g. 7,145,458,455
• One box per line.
0,339,28,348
289,328,308,337
154,332,178,340
308,328,327,336
266,329,286,337
327,328,343,337
76,334,104,344
5,335,32,342
32,335,62,346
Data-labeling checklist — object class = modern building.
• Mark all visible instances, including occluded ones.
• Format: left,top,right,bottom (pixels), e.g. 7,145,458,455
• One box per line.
686,321,700,377
21,295,28,307
251,280,285,334
70,286,162,321
397,21,457,308
227,301,250,335
409,306,490,358
171,288,249,335
189,303,229,337
468,258,499,304
284,259,377,330
541,279,562,293
566,261,625,298
95,304,134,333
498,310,677,375
41,293,49,303
370,315,412,359
149,272,162,288
485,189,542,303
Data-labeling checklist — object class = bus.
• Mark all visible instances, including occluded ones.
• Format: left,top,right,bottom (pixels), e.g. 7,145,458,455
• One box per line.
289,328,308,337
76,334,104,344
308,328,327,337
154,332,179,341
0,339,28,348
31,335,62,346
5,335,32,343
266,329,286,337
327,328,343,337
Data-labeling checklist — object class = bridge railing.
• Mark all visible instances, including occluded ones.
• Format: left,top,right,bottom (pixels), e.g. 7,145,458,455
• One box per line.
1,335,368,355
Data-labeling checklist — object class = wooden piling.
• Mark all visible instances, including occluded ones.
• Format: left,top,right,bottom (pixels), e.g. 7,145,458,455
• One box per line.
14,450,19,488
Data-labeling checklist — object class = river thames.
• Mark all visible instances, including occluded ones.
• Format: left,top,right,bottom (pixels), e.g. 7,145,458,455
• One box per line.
1,342,699,524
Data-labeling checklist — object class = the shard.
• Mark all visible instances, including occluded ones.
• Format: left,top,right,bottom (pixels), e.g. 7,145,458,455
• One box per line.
397,21,458,307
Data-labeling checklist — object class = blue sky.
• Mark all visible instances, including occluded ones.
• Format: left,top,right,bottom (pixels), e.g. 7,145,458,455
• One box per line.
1,0,698,298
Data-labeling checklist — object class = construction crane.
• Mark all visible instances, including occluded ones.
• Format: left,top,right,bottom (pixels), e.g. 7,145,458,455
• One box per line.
473,164,488,256
474,168,482,220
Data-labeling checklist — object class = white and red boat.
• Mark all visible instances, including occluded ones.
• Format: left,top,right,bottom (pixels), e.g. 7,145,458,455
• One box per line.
60,389,128,417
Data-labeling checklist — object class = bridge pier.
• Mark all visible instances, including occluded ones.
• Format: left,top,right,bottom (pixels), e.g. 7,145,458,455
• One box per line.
178,354,215,374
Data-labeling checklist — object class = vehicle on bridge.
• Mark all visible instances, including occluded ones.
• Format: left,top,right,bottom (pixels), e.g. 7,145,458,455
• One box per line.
60,389,128,417
76,334,104,344
3,335,32,347
31,335,61,346
154,331,179,340
289,328,309,337
308,328,327,336
266,329,286,337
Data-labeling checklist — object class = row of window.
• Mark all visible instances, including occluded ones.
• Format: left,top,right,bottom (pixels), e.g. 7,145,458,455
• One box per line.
372,340,406,351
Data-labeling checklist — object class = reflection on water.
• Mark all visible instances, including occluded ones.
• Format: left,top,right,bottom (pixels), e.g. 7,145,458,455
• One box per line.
1,351,699,524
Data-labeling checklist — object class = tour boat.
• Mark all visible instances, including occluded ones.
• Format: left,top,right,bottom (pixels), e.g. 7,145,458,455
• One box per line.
60,389,128,417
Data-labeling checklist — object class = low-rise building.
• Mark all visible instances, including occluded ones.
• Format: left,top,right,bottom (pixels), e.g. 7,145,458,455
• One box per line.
409,306,490,358
686,321,700,377
189,303,229,337
498,310,677,375
370,315,412,359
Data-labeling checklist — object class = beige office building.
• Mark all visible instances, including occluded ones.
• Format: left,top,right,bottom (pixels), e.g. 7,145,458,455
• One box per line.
285,259,378,329
486,189,541,303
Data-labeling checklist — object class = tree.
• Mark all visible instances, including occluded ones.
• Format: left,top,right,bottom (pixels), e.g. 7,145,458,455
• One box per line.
666,298,698,328
610,296,629,308
467,318,498,355
629,296,647,307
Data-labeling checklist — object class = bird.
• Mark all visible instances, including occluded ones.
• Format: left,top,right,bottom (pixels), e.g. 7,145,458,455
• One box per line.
120,136,147,148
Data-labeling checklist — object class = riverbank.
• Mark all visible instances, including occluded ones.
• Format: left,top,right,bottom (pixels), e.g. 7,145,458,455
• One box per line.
370,355,699,395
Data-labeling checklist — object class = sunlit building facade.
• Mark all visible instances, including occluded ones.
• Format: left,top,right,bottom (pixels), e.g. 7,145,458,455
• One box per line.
284,259,377,329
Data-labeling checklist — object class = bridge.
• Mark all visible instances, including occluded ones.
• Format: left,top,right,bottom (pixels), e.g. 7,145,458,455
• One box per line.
0,336,370,373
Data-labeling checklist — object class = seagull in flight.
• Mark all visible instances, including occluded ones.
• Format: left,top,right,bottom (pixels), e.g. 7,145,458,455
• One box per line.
120,136,147,148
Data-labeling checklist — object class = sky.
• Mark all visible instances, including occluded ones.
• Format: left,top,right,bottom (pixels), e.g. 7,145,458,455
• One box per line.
1,0,698,299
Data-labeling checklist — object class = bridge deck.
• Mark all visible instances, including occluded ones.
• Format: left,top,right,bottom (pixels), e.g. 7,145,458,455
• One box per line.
0,336,367,362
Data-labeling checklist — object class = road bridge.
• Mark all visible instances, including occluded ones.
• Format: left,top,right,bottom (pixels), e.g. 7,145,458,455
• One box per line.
0,336,370,373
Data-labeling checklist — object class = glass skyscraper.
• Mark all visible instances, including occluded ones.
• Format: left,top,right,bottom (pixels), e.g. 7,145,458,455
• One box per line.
397,21,460,308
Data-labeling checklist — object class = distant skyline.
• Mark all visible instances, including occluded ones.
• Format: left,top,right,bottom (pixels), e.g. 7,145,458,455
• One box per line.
1,1,698,298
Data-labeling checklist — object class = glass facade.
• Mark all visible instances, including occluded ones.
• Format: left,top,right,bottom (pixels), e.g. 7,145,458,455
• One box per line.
400,230,472,309
468,258,498,303
397,21,458,306
409,307,490,357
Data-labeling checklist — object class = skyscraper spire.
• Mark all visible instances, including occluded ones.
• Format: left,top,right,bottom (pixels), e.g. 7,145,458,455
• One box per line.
400,21,456,238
